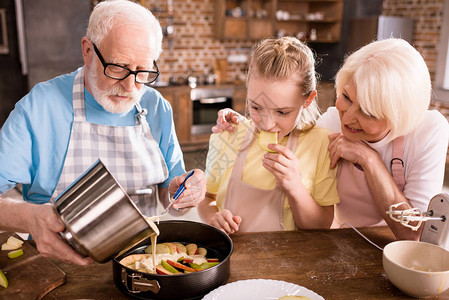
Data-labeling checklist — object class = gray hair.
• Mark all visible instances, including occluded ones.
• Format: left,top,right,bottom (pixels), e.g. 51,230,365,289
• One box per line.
86,0,163,59
336,38,431,140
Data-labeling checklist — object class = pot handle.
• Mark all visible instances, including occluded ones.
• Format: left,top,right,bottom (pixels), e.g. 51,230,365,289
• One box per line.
121,268,161,294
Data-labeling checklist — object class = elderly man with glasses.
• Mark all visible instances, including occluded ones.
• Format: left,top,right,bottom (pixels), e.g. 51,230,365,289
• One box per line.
0,0,205,265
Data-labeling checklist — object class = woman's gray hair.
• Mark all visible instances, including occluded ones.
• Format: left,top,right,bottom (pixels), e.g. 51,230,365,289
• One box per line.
336,38,431,140
86,0,163,59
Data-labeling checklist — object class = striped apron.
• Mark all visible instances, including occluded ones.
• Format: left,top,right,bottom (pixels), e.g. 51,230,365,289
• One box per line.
51,68,168,216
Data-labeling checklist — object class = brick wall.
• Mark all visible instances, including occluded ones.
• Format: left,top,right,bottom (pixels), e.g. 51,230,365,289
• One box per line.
382,0,444,81
142,0,446,84
143,0,252,84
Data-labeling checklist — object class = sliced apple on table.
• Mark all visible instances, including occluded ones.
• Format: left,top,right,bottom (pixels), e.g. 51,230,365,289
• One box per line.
1,243,19,251
6,236,23,248
186,243,198,255
258,130,278,152
7,248,24,259
1,235,24,251
0,270,7,288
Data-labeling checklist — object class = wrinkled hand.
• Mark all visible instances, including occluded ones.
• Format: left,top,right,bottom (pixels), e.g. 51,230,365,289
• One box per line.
262,143,302,194
211,108,245,133
27,203,94,265
209,209,242,234
168,169,206,209
328,132,374,169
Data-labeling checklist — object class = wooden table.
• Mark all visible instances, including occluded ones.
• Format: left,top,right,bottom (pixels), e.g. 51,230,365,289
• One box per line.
41,226,448,299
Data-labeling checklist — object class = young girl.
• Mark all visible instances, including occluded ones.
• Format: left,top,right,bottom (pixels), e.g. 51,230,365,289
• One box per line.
198,37,339,234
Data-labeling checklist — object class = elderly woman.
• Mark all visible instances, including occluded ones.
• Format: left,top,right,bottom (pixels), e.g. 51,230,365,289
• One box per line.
213,38,449,241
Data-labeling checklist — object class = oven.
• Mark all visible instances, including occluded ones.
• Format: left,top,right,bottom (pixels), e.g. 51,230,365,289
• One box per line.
191,87,234,135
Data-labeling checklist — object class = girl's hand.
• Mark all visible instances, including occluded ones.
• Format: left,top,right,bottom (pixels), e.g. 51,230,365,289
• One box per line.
212,109,246,133
328,133,373,169
209,209,242,234
262,143,302,194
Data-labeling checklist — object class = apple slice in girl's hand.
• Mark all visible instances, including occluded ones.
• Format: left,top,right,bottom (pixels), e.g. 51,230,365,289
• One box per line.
258,130,278,152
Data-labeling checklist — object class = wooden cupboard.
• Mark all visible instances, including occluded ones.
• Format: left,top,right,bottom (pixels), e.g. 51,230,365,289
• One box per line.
214,0,344,43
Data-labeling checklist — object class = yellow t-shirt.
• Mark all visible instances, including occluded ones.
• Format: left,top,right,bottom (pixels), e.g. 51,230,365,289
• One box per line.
205,120,339,230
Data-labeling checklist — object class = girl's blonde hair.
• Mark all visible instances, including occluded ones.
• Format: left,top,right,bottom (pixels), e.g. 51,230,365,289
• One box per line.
247,36,320,131
336,38,431,141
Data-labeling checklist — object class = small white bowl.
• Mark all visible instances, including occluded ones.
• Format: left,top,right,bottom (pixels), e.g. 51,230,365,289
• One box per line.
383,240,449,297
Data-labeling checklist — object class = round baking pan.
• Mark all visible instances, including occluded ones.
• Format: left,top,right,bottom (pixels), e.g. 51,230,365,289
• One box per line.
113,220,233,299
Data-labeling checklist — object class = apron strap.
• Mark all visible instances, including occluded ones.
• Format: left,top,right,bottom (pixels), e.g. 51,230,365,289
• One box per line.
72,68,86,122
390,136,405,192
135,102,150,132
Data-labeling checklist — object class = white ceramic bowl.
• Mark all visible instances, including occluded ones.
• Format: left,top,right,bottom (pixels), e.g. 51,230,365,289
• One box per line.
383,240,449,297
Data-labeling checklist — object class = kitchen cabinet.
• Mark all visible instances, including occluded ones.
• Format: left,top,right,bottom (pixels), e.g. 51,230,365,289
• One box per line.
156,86,192,145
156,84,244,151
214,0,344,43
233,85,247,116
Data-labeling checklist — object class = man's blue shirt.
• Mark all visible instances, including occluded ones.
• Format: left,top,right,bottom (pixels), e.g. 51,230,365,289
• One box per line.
0,68,185,203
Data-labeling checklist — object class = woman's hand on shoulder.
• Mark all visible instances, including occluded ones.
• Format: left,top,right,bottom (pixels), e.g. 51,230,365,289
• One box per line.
210,209,242,234
212,108,246,133
328,132,376,169
262,144,302,194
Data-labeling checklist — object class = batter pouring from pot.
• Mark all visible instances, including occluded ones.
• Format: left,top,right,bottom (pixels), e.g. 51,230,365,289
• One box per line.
212,38,449,242
0,0,206,265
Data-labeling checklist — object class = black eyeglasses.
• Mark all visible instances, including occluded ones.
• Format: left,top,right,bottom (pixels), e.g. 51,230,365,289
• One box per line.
92,43,160,84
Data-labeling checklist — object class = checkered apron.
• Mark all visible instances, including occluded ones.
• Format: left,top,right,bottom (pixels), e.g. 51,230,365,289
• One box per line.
51,68,168,216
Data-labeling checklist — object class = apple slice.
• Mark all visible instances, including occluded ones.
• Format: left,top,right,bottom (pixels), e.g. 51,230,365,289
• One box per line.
207,258,219,262
197,247,207,257
162,242,178,254
161,260,180,274
182,258,194,264
7,249,24,259
174,242,187,254
186,243,198,255
6,236,23,248
155,265,172,275
1,243,20,251
166,259,196,273
144,243,170,254
258,130,278,152
0,270,7,288
189,261,219,270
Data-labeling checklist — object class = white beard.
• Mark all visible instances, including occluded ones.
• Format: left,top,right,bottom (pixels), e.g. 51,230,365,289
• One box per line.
87,60,143,114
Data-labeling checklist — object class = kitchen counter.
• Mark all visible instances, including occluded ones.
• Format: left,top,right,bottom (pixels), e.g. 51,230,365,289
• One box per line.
36,226,448,299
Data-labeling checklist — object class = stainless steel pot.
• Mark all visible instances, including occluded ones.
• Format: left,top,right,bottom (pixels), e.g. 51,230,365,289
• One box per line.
113,220,233,300
53,159,156,263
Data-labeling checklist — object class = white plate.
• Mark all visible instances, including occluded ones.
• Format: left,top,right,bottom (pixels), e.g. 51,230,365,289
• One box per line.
202,279,324,300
